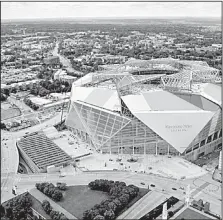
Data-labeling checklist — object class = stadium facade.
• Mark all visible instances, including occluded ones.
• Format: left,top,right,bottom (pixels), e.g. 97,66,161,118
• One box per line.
65,58,222,161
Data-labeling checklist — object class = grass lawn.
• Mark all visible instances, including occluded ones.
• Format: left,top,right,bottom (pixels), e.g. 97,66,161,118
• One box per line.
57,185,109,219
1,107,21,120
57,185,149,219
175,208,211,219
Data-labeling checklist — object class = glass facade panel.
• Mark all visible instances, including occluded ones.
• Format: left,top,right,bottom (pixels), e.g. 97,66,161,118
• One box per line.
73,101,130,148
67,101,178,155
213,132,218,141
193,143,199,150
207,135,212,143
200,139,206,147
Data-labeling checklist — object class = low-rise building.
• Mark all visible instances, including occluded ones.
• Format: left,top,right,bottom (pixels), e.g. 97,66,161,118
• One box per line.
59,74,77,85
43,56,60,68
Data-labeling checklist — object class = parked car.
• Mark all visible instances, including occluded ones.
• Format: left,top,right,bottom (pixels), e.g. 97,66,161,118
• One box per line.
150,184,155,187
59,174,65,177
140,182,145,185
172,188,177,191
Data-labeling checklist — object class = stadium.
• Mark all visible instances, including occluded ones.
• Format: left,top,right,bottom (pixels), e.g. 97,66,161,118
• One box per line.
65,58,222,161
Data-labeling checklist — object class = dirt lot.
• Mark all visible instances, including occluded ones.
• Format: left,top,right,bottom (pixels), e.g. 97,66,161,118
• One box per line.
1,102,21,120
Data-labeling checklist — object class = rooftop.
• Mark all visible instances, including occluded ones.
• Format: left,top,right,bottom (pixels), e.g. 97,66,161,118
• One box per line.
201,83,221,107
17,132,72,169
122,90,202,112
71,86,121,112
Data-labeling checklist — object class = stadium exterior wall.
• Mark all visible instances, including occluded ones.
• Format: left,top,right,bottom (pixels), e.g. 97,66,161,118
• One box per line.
65,100,221,161
184,108,222,160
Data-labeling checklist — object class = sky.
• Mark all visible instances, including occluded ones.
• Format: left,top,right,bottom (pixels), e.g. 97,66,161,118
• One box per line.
1,2,221,20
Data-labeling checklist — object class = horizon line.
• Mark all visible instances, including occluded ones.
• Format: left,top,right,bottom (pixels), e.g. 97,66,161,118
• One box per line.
2,15,221,22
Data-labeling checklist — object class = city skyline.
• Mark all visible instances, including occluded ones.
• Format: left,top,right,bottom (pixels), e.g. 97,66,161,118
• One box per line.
2,2,221,20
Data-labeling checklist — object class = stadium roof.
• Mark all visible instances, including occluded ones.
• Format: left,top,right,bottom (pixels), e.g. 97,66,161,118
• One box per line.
122,90,202,111
201,83,221,107
73,72,94,86
71,86,121,111
122,90,215,153
173,93,219,112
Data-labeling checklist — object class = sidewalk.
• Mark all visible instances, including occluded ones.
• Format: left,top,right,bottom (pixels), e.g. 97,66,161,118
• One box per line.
29,188,77,219
117,191,165,220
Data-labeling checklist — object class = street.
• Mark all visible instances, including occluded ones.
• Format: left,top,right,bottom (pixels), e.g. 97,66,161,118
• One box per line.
4,170,220,216
52,42,75,71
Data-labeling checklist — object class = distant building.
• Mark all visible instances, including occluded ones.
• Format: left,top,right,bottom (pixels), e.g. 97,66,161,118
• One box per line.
54,69,67,80
212,44,222,50
43,56,60,68
54,69,77,84
60,75,77,85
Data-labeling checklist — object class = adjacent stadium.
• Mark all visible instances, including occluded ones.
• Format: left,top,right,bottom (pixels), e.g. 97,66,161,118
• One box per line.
65,58,222,161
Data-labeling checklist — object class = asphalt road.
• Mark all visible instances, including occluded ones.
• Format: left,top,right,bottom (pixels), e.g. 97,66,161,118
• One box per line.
52,42,75,71
117,191,166,219
6,171,220,216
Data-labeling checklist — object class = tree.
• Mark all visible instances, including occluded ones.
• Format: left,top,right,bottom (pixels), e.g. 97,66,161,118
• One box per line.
107,202,117,212
98,206,107,216
43,186,50,195
0,205,5,217
2,88,10,96
50,210,58,219
4,206,12,219
1,122,6,130
89,209,100,220
118,194,129,207
64,81,69,88
168,211,174,218
56,182,67,191
10,87,17,93
59,214,68,220
104,210,115,220
52,190,63,201
94,215,105,220
112,199,122,211
1,93,7,101
42,200,52,214
82,210,91,220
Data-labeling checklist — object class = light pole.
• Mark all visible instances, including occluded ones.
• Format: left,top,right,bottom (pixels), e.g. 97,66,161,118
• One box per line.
60,86,69,126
